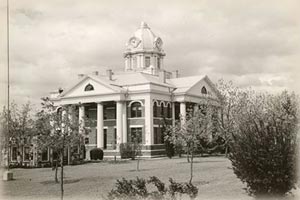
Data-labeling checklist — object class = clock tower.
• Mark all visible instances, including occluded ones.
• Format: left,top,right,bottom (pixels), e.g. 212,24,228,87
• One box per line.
124,22,165,74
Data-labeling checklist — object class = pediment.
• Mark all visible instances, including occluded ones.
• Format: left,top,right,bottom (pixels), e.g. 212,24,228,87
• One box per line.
60,76,121,98
186,76,220,100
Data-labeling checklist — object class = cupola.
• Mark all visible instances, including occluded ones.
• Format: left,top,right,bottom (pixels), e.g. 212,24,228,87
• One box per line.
124,22,165,73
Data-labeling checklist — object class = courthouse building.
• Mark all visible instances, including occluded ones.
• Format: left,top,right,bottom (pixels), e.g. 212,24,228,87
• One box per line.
50,22,221,159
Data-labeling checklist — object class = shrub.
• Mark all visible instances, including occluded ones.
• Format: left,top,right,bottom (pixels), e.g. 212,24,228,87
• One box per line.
120,143,135,159
90,148,103,160
108,176,198,200
229,91,298,197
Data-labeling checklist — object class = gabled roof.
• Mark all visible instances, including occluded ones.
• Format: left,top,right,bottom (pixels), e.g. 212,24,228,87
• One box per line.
58,75,126,98
109,72,174,87
51,70,220,101
168,75,206,94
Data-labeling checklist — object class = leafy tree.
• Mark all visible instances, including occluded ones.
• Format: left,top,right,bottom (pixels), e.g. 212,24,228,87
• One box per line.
166,103,212,183
229,90,299,197
35,97,86,200
215,79,240,157
0,102,34,168
131,133,142,171
161,118,175,158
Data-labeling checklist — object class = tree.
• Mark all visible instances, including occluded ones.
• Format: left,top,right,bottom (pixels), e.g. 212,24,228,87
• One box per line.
161,118,175,158
0,102,34,168
130,132,142,171
215,79,240,157
229,90,299,197
35,97,85,200
166,103,212,183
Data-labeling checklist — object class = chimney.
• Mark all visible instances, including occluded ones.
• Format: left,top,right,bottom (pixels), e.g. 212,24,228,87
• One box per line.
172,70,179,78
159,70,166,83
92,71,99,76
58,87,64,94
106,69,113,80
78,74,84,79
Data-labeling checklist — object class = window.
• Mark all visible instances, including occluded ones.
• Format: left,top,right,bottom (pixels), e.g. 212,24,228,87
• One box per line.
160,102,164,117
167,103,172,118
84,84,94,91
130,128,142,143
145,56,151,68
104,105,116,119
24,147,30,161
154,127,164,144
131,102,142,118
53,151,58,160
157,58,161,69
12,147,17,161
42,149,48,161
201,86,207,94
84,137,89,144
175,103,180,120
153,102,158,117
104,129,107,149
114,128,117,149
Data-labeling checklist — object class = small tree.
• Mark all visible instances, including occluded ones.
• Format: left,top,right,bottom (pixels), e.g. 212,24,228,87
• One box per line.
229,90,299,197
161,118,175,158
166,103,212,183
35,97,85,200
131,133,142,171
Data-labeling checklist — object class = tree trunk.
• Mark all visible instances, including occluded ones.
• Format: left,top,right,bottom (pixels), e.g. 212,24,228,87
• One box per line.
137,157,140,171
60,151,64,200
187,151,190,163
55,160,58,183
225,145,228,157
189,151,194,184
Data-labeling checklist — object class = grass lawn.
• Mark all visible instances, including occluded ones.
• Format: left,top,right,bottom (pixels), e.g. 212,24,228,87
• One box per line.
0,156,295,200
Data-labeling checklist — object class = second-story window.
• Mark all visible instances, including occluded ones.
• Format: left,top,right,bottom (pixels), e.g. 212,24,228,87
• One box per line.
167,103,172,118
145,56,151,68
160,102,164,117
153,102,158,117
131,102,142,118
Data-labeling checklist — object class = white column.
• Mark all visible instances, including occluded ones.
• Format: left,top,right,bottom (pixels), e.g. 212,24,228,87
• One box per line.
97,103,104,148
145,96,153,145
122,102,127,143
180,102,186,124
78,105,85,134
116,101,123,150
61,109,67,135
137,55,141,68
141,55,144,68
172,102,175,126
125,56,129,71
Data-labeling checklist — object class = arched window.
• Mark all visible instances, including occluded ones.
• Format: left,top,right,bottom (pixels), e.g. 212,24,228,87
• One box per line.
131,102,142,118
84,84,94,91
201,86,207,94
160,102,164,117
167,103,172,118
153,102,158,117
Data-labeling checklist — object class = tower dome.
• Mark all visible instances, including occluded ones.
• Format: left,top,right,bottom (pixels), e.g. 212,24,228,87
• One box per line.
124,22,165,73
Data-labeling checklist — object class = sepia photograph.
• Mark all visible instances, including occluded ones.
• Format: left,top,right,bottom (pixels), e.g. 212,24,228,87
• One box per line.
0,0,299,199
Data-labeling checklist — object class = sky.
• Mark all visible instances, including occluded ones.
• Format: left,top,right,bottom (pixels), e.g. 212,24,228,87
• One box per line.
0,0,300,109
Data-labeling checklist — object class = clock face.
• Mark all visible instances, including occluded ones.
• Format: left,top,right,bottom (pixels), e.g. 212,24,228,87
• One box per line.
155,37,163,50
129,37,141,48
